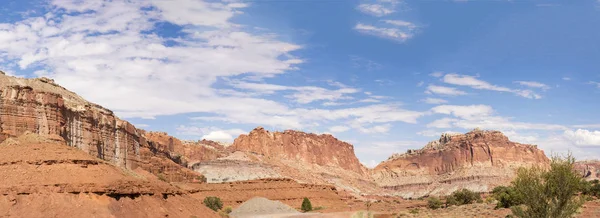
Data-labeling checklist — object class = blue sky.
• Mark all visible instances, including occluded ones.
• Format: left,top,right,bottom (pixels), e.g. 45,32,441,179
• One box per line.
1,0,600,167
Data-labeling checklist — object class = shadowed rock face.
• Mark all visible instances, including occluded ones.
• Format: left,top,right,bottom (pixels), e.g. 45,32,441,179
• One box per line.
231,127,366,175
0,74,202,182
372,130,550,198
575,160,600,181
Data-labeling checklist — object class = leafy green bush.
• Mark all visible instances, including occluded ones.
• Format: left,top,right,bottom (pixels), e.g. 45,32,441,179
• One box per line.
492,186,523,209
427,197,442,209
510,154,586,218
446,195,458,207
582,179,600,197
447,189,481,206
301,197,312,212
203,196,223,212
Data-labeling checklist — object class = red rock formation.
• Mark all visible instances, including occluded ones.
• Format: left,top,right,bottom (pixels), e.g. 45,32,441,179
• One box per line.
231,127,366,175
0,133,218,218
0,74,202,182
144,131,228,166
372,129,549,198
575,160,600,181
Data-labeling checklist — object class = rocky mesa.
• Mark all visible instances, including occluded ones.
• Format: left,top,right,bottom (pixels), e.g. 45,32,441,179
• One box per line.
231,127,366,175
372,129,550,198
0,73,203,183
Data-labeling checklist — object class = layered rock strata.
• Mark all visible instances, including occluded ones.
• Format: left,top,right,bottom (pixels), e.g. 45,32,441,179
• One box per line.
0,133,218,217
0,74,202,182
231,127,367,175
372,129,550,198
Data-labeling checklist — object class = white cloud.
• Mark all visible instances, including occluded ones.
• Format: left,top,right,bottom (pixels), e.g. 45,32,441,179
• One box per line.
421,97,448,104
425,84,467,96
382,20,416,28
229,80,359,104
202,130,238,142
357,4,395,17
0,0,310,126
589,81,600,88
514,81,550,90
443,74,541,99
176,125,246,142
329,125,350,133
564,129,600,146
430,104,494,119
427,104,567,132
416,81,424,87
357,124,392,134
430,71,444,77
354,23,414,42
572,124,600,129
562,77,571,81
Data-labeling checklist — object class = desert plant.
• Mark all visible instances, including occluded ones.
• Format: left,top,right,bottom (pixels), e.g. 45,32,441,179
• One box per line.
197,175,207,183
218,206,232,217
446,195,458,207
448,189,481,206
427,197,442,209
409,208,420,214
510,154,586,218
203,196,223,212
301,197,312,212
582,179,600,197
492,185,523,209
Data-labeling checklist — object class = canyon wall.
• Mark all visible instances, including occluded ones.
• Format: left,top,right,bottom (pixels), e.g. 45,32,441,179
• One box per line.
231,127,366,175
0,74,201,182
372,129,550,198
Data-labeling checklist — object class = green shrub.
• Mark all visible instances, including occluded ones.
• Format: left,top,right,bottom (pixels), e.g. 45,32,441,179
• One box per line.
301,197,312,212
427,197,442,209
218,206,232,217
446,195,458,207
409,208,420,214
582,179,600,197
222,206,232,214
448,189,481,206
510,154,585,218
203,196,223,212
492,186,523,209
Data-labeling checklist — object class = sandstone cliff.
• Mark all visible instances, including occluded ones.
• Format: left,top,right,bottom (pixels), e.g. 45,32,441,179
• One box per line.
192,127,379,195
231,127,366,174
372,129,549,198
0,74,202,182
0,133,218,217
575,160,600,181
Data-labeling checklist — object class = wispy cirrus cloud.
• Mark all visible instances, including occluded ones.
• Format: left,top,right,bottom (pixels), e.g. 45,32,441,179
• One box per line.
425,84,467,96
357,4,395,17
354,23,415,42
514,81,550,90
421,97,448,104
354,0,418,42
442,74,542,99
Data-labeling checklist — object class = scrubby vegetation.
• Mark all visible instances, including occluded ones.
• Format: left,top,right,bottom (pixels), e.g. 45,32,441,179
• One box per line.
582,179,600,197
203,196,223,212
427,197,442,209
218,206,232,217
510,154,586,218
491,186,523,209
301,197,312,212
446,189,481,206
